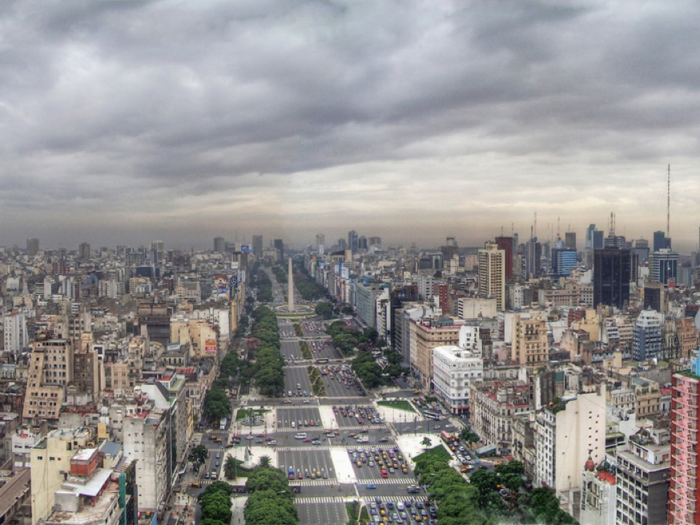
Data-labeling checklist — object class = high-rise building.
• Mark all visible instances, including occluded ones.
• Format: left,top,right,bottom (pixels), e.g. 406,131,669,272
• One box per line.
593,248,631,309
252,235,263,257
79,242,91,261
565,232,577,251
368,236,381,246
669,356,700,524
213,236,225,253
478,243,506,311
358,236,368,251
651,249,679,284
632,309,663,361
552,248,577,277
315,234,325,251
525,237,541,280
337,238,347,251
495,236,514,280
26,238,39,256
616,427,670,525
511,314,548,365
348,230,359,253
273,239,284,261
653,231,667,253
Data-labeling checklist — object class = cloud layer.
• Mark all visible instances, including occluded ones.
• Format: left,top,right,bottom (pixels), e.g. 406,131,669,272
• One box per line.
2,0,700,251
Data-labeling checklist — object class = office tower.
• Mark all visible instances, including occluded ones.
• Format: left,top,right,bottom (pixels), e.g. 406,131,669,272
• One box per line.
643,283,665,313
337,238,347,251
585,224,596,249
213,236,225,253
552,248,577,276
4,310,28,358
593,248,631,309
525,237,541,280
653,231,666,253
358,235,368,251
669,356,700,524
368,236,381,246
478,243,506,311
315,234,325,250
348,230,359,253
495,236,514,280
26,238,39,256
592,230,604,249
632,309,663,361
252,235,263,257
564,232,576,251
651,249,679,284
273,239,284,261
79,242,91,261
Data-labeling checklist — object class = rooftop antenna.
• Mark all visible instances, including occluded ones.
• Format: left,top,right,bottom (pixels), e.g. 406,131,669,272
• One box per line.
501,226,504,236
667,164,671,238
511,222,514,236
557,216,561,239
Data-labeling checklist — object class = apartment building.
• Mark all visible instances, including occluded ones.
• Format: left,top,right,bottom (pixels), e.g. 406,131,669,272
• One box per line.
511,314,549,366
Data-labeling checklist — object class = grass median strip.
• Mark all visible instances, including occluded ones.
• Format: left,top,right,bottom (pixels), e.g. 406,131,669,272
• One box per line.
377,399,415,412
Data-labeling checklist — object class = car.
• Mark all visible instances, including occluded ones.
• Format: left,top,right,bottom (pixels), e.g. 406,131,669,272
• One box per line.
245,435,255,440
302,399,310,404
267,440,277,445
303,438,312,443
291,421,296,428
191,482,201,488
298,472,303,479
204,472,210,479
380,437,389,442
381,469,388,478
312,440,322,445
366,484,377,489
327,433,336,438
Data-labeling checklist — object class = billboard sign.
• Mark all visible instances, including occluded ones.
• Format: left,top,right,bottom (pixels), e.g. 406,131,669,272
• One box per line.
240,245,250,253
205,339,217,352
167,343,181,352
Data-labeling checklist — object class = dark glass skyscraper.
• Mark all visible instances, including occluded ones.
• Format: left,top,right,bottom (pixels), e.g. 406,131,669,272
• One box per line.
593,248,631,309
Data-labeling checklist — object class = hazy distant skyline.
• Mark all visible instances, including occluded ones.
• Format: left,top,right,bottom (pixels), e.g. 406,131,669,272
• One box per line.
3,1,700,252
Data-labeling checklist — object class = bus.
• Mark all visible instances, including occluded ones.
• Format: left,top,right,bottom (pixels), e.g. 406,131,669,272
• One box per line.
316,358,329,364
220,418,228,431
423,411,441,421
440,430,456,444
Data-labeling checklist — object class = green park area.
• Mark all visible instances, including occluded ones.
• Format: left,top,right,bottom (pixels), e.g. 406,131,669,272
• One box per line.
236,408,270,421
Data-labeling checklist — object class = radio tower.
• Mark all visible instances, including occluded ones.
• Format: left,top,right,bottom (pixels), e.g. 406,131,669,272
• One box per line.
667,164,671,238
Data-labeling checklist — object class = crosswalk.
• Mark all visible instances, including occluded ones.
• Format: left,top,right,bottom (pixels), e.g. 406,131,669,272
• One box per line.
361,495,417,504
295,496,348,504
358,477,417,485
296,479,338,486
277,446,332,451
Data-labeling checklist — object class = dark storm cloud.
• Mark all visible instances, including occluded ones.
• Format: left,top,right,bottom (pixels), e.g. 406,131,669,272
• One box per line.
1,0,699,248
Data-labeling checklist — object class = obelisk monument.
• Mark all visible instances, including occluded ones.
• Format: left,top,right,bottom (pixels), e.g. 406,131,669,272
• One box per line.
288,257,294,312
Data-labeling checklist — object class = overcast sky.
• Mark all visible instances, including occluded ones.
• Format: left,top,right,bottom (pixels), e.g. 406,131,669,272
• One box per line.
2,0,700,252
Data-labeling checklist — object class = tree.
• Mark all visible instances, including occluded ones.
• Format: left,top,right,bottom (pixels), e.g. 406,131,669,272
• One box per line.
259,455,272,468
188,445,208,467
224,456,237,480
421,437,432,449
315,301,334,320
198,481,233,501
461,428,480,445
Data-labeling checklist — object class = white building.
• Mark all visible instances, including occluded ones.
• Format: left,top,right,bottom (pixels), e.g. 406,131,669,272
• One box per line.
433,342,483,415
3,310,28,357
457,297,497,320
580,465,617,525
534,386,607,497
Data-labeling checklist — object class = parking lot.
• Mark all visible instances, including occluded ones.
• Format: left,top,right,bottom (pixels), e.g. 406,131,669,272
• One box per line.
281,340,302,360
277,407,323,430
278,449,337,481
284,366,313,396
297,501,347,525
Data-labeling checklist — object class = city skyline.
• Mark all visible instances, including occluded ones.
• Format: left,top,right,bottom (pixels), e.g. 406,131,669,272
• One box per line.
2,1,700,250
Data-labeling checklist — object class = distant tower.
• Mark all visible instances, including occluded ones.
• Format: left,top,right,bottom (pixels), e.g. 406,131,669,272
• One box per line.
288,257,294,313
